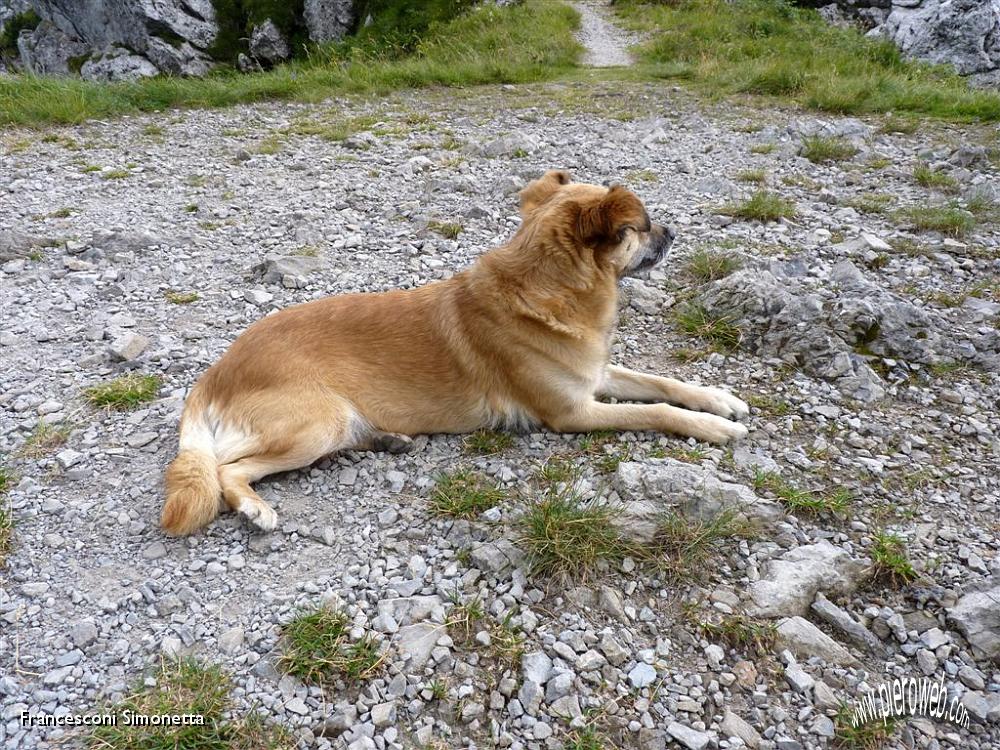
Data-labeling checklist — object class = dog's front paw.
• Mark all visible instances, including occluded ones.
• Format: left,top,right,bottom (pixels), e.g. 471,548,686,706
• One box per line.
688,413,750,444
693,387,750,421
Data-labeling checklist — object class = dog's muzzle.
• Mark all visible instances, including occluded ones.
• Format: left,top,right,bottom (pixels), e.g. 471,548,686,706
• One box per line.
626,224,675,279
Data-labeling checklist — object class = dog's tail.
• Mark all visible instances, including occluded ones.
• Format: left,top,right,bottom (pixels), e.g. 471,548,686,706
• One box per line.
161,388,222,536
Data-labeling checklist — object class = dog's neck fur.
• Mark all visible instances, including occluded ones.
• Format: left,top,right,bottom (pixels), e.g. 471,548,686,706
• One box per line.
469,226,619,339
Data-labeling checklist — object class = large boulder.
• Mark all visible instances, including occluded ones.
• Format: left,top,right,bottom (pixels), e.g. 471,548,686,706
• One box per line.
748,540,866,617
697,264,999,402
808,1,1000,85
883,0,1000,78
11,0,358,79
304,0,355,43
947,585,1000,663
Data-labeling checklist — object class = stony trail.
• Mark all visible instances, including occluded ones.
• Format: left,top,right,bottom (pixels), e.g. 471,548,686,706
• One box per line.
1,77,999,750
573,0,637,67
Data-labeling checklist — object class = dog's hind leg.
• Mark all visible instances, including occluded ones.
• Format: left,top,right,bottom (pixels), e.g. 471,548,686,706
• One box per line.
217,395,361,531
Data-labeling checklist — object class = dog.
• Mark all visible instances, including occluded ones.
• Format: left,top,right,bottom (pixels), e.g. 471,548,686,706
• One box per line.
161,170,749,536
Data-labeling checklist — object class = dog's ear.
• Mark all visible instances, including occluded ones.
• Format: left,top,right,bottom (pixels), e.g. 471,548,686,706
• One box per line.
578,184,650,246
519,170,572,217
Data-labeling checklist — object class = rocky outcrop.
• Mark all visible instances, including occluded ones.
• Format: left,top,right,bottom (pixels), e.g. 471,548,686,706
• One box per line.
809,1,1000,86
7,0,356,80
696,259,1000,402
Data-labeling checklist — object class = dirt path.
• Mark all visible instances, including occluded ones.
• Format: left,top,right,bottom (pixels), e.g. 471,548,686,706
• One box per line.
573,0,637,67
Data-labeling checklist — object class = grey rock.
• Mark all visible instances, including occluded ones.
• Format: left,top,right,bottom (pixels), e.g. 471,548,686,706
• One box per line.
775,616,859,666
369,701,395,728
394,623,440,667
249,19,290,64
784,663,815,694
720,710,761,749
628,662,657,689
947,585,1000,662
80,46,158,82
109,332,149,362
17,20,89,75
811,593,884,655
667,722,710,750
613,458,783,541
304,0,354,43
521,651,553,684
884,0,1000,77
70,620,98,647
218,627,244,654
960,690,1000,723
748,541,864,617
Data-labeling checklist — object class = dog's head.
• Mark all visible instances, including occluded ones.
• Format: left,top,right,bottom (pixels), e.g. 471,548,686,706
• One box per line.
518,170,675,280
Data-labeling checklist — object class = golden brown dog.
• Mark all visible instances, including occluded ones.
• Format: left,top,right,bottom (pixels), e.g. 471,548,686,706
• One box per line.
162,170,749,535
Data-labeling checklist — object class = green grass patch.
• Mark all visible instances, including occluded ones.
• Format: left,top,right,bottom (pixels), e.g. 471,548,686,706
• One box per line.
0,1,581,127
0,478,12,565
430,468,506,518
615,0,1000,122
0,10,39,56
735,168,766,184
638,508,751,580
719,190,796,222
565,727,608,750
895,205,975,237
834,702,897,750
749,143,776,154
427,219,463,239
844,193,895,215
674,303,743,352
519,492,624,579
752,470,851,516
696,613,776,656
164,290,200,304
913,164,958,192
462,429,514,455
88,658,292,749
800,136,858,163
17,422,71,459
84,374,162,409
870,531,918,585
684,247,742,282
101,168,131,180
279,607,383,684
878,115,919,134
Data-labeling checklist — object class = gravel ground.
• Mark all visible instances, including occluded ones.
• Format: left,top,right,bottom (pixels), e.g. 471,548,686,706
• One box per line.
1,76,999,750
573,0,636,68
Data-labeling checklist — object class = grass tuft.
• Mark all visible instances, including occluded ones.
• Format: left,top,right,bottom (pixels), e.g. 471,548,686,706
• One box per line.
684,247,742,282
752,470,851,515
89,658,292,749
0,490,12,565
18,422,71,458
430,468,506,519
638,509,751,580
84,374,162,409
913,164,958,192
462,429,514,456
870,531,918,585
674,303,743,352
279,607,382,684
719,190,796,222
834,702,897,749
696,613,776,656
800,136,858,163
519,492,624,580
427,219,463,239
164,290,199,304
735,168,766,184
895,205,975,237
